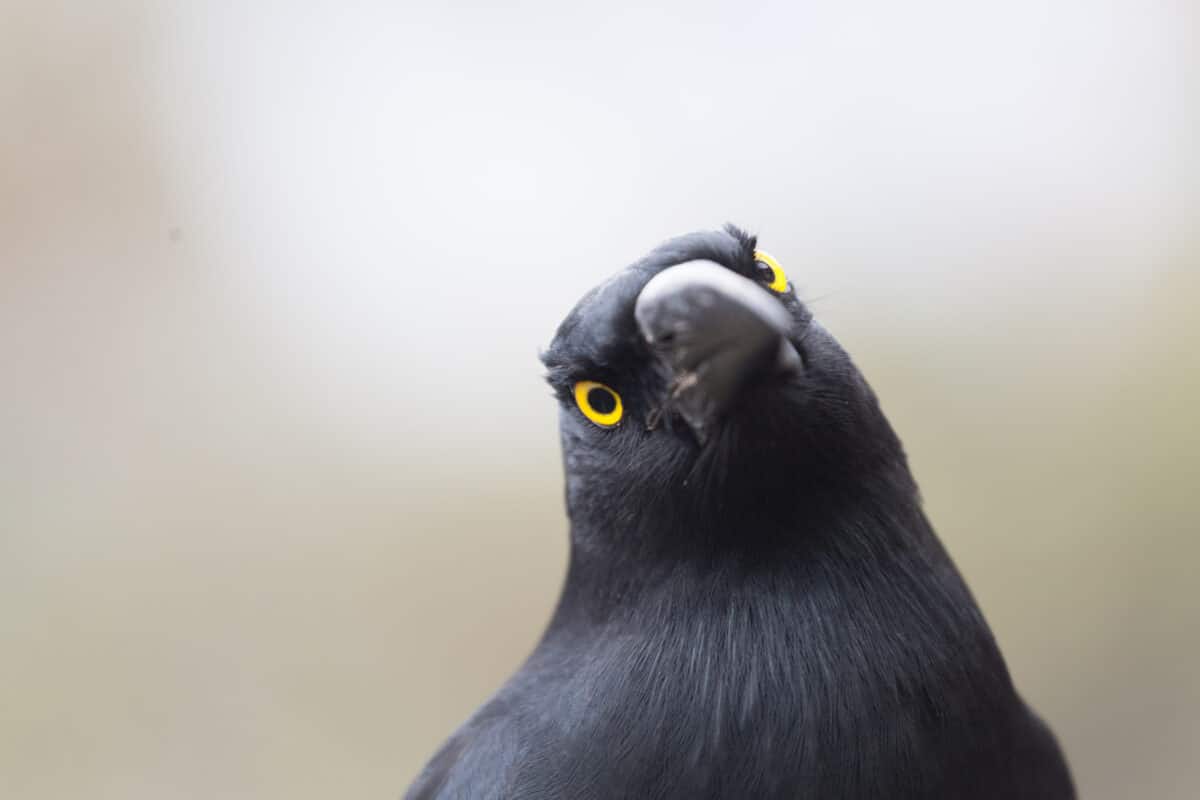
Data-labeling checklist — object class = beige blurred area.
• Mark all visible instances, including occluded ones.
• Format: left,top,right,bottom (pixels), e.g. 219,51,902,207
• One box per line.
1,1,1197,798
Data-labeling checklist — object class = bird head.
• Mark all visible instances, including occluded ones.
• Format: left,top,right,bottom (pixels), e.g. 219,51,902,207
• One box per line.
541,226,912,561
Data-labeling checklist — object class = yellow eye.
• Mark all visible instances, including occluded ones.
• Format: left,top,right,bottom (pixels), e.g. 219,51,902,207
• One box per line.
753,249,789,293
574,380,623,428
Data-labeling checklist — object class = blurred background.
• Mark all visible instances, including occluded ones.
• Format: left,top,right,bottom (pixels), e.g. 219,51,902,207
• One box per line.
1,1,1196,797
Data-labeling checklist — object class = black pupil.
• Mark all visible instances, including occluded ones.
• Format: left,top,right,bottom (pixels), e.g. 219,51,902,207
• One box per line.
757,261,774,279
587,387,616,415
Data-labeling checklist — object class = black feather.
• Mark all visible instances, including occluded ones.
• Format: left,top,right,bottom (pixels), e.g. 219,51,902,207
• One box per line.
407,226,1074,799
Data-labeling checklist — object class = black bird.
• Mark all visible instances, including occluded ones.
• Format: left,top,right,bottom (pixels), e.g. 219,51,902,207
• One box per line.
406,226,1074,799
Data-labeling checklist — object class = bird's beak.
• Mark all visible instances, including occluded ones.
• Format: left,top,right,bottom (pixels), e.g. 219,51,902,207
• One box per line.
634,261,801,443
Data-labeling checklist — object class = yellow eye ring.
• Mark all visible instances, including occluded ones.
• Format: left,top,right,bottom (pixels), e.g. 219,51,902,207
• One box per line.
574,381,623,428
753,249,789,293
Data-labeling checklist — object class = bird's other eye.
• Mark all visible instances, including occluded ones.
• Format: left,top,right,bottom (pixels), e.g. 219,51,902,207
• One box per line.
753,249,789,293
574,381,623,428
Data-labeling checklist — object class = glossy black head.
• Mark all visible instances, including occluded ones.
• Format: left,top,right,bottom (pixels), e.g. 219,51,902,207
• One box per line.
541,225,912,561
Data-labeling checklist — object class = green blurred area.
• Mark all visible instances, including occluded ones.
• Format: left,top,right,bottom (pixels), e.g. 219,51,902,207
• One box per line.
1,3,1197,799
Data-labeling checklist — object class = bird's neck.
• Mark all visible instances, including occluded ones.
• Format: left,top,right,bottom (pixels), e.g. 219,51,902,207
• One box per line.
549,470,936,633
536,489,1005,734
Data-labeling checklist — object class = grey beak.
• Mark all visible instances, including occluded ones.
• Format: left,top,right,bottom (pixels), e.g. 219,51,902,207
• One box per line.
634,261,801,443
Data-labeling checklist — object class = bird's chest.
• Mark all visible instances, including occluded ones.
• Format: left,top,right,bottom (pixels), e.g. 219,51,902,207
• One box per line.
516,616,959,799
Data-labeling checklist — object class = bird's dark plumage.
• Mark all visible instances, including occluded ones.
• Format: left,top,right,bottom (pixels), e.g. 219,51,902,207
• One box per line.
406,226,1074,799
